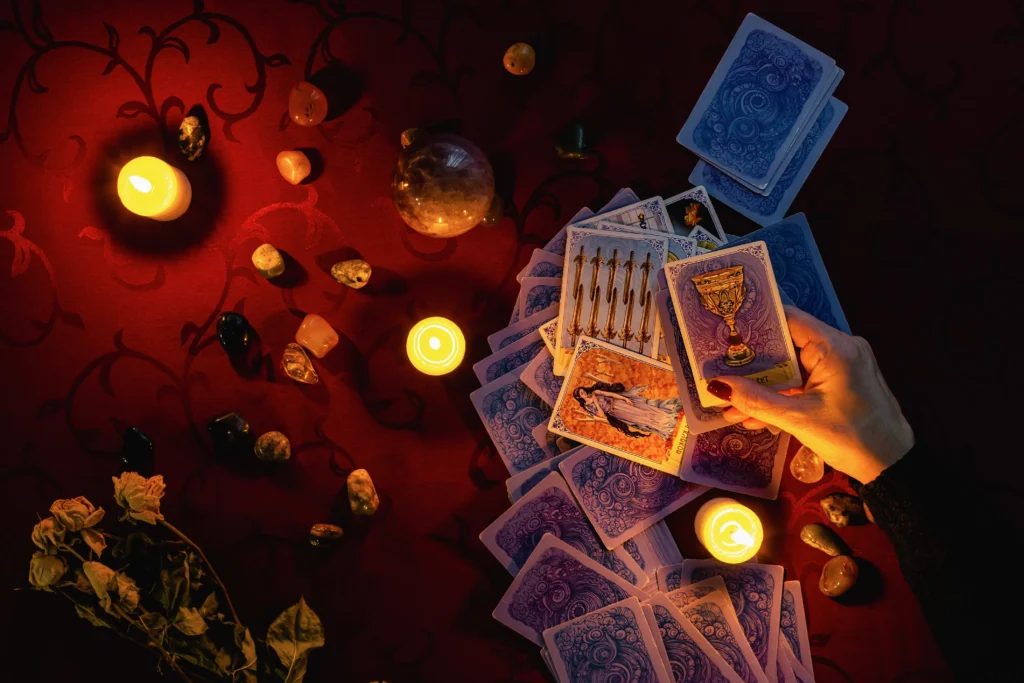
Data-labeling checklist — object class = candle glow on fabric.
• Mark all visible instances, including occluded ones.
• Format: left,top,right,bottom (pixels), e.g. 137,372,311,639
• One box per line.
407,317,465,375
694,497,764,564
116,156,192,221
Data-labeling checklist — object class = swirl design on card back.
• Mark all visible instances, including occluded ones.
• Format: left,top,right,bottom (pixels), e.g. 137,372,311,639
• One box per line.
692,566,776,671
652,605,734,683
691,426,779,488
552,606,658,682
684,601,757,683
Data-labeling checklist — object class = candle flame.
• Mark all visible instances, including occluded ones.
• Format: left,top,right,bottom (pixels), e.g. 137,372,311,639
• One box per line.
428,336,441,350
720,521,754,548
129,175,153,193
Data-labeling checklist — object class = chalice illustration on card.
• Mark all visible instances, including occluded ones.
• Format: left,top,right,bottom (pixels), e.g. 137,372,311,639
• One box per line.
691,265,756,367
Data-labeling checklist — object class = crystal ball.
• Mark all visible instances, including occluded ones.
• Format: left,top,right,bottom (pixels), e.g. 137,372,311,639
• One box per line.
392,131,495,238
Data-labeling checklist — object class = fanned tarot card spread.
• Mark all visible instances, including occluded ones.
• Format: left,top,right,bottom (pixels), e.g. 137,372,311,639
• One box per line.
676,13,836,192
654,276,730,436
519,277,562,320
549,337,689,476
572,196,675,234
492,533,646,645
677,560,784,682
689,225,724,252
540,187,641,257
665,575,729,611
472,329,545,385
554,227,669,374
559,447,707,550
680,423,791,500
682,592,770,683
781,641,814,683
520,346,563,407
470,366,555,476
780,581,815,680
719,213,850,334
506,446,582,503
487,304,559,353
665,186,727,243
663,240,800,409
642,594,746,683
590,219,699,264
479,471,646,587
693,98,848,227
627,521,684,582
517,249,564,283
543,597,674,683
538,316,559,357
658,564,685,593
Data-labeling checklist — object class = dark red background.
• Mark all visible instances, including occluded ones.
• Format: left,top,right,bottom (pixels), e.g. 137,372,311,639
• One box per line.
1,0,1020,681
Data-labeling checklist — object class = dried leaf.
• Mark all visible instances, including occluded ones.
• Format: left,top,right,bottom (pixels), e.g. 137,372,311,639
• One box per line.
75,603,110,628
266,597,325,682
174,606,208,636
199,592,218,617
140,611,168,631
81,528,106,557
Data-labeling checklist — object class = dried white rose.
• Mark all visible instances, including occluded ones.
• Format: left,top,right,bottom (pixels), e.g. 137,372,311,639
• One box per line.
28,551,67,590
50,496,105,531
31,517,66,555
116,572,140,611
112,472,165,525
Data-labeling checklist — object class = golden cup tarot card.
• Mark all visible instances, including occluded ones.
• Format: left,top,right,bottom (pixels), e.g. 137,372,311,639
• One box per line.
548,336,688,475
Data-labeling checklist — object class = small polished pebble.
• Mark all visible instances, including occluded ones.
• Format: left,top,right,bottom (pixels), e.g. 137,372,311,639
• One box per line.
121,426,154,475
331,259,372,289
555,121,593,160
281,343,319,384
820,493,866,527
503,42,536,75
252,243,286,278
790,445,825,483
308,523,344,547
288,81,328,126
254,431,291,462
479,195,504,227
295,314,339,359
347,468,379,516
276,150,311,185
178,113,208,161
208,412,252,456
800,523,850,557
217,312,254,356
819,555,859,597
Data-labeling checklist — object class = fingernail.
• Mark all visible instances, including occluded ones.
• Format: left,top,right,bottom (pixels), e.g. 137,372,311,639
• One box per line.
707,380,731,401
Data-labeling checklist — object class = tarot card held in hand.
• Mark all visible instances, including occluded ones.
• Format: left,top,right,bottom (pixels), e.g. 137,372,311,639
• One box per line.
549,337,689,475
665,185,727,243
542,597,674,683
492,533,646,645
664,240,800,409
554,227,669,373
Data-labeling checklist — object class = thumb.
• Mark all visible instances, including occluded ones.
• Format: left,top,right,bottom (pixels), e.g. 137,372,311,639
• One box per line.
707,376,801,428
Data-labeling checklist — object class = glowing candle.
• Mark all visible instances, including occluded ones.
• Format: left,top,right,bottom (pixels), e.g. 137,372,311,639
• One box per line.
407,317,465,376
694,497,763,564
117,156,192,221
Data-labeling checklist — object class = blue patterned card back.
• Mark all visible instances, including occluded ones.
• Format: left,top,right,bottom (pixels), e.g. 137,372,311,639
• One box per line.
506,446,581,502
470,366,555,475
519,346,563,407
694,98,848,226
679,423,791,500
643,595,746,683
682,592,770,683
677,14,835,189
486,303,559,353
666,575,729,612
715,212,849,334
472,329,546,385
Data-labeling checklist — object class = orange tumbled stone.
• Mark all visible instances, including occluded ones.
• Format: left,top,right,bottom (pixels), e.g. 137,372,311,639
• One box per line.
503,43,535,75
295,314,339,359
276,150,311,185
288,81,328,126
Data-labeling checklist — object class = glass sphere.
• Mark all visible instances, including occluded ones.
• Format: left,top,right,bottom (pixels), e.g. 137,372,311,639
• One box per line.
288,81,328,127
392,131,495,238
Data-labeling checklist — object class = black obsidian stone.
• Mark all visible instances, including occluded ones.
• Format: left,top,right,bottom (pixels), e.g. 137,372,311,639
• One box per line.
120,426,155,475
555,121,594,160
217,312,253,356
208,412,253,457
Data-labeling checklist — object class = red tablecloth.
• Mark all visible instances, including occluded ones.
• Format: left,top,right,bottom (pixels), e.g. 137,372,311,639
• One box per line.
3,1,1019,681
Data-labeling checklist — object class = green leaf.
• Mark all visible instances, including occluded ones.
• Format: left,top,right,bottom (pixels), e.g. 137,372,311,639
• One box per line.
266,597,325,683
173,606,208,636
75,603,110,629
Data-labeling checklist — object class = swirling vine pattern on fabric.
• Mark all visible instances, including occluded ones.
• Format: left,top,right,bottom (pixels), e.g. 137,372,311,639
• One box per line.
652,604,734,683
507,546,630,637
551,605,659,682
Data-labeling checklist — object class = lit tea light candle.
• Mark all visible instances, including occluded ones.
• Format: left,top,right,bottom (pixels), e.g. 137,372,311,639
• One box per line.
694,497,763,564
407,317,465,376
117,156,192,221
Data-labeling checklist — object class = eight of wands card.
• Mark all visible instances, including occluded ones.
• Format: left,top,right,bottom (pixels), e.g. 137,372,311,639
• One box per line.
664,240,800,409
492,533,646,645
543,597,674,683
479,471,646,587
549,337,689,475
555,227,669,374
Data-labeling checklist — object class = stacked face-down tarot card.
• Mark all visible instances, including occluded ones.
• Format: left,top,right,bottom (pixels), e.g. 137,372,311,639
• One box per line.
471,177,846,680
679,14,847,227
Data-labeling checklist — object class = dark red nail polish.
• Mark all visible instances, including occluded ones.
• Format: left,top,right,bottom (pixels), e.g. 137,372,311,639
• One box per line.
707,380,731,401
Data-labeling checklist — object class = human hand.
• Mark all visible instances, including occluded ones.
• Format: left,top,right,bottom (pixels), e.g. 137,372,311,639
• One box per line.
705,306,914,484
